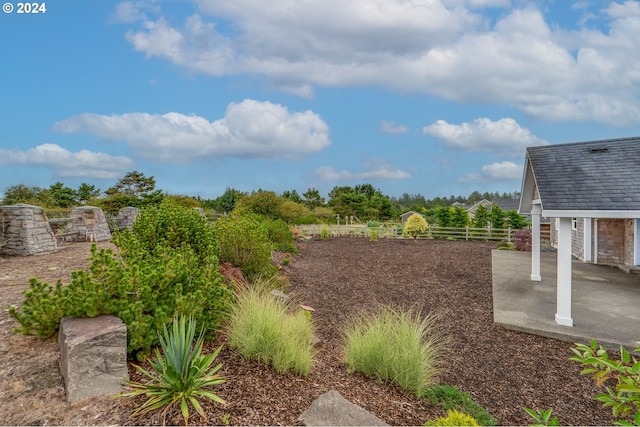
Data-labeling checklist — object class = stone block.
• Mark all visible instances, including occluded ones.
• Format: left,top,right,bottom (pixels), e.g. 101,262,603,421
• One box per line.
298,390,388,426
58,315,128,403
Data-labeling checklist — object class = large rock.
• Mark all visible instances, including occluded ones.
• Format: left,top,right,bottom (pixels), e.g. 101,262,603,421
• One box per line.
298,390,389,426
58,315,128,403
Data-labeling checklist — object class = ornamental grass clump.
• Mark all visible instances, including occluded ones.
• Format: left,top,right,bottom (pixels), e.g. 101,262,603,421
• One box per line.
342,306,446,396
119,316,226,426
226,278,315,375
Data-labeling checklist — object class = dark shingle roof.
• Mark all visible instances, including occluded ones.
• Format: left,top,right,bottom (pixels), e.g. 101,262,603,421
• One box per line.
527,137,640,211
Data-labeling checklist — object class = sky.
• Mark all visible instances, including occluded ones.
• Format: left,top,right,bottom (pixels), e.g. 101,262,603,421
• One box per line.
2,0,640,201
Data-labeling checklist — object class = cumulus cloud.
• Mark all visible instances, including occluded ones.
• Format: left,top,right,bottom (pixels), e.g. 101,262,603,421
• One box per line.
0,144,134,179
380,121,409,135
53,99,331,163
117,1,640,125
314,159,410,182
423,117,547,156
458,161,522,183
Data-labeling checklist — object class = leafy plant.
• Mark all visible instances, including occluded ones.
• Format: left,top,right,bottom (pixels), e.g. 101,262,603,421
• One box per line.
214,211,276,282
320,228,329,239
496,241,514,251
226,278,316,375
370,229,378,242
342,306,446,396
367,220,381,228
263,218,298,254
513,229,532,251
403,214,428,239
10,203,233,358
570,339,640,426
424,409,479,426
524,408,560,426
119,316,226,425
282,257,291,265
421,384,497,426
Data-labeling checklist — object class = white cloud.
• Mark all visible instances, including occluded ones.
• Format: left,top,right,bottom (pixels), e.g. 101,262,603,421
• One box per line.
0,144,134,179
423,117,547,156
119,1,640,125
458,161,522,183
380,121,409,135
53,99,331,163
314,159,410,182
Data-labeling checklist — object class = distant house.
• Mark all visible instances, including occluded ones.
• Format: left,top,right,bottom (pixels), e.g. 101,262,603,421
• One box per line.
519,136,640,327
466,199,492,220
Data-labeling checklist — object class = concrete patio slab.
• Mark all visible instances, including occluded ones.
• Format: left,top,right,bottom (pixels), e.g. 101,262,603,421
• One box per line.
492,250,640,352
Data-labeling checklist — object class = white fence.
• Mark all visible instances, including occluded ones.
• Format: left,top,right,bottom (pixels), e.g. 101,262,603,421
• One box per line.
297,224,550,243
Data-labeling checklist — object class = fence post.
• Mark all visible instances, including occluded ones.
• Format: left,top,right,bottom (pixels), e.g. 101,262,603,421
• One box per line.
507,227,512,243
465,226,469,241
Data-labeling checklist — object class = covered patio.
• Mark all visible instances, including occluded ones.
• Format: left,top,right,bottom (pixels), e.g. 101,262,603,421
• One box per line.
492,249,640,351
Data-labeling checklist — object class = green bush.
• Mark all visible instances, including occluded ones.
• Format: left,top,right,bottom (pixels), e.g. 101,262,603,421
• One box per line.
320,228,329,239
570,339,640,425
214,212,276,282
226,279,315,375
495,241,514,251
342,307,446,396
123,201,219,264
404,214,428,239
119,316,226,425
367,220,381,228
370,229,378,242
421,384,497,426
424,409,479,426
263,218,298,254
9,203,233,358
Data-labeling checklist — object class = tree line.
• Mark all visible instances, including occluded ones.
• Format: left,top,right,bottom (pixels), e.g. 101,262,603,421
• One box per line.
1,170,527,228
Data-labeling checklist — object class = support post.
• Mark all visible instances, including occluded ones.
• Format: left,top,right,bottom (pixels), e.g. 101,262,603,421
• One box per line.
531,203,541,281
555,217,573,327
583,218,592,262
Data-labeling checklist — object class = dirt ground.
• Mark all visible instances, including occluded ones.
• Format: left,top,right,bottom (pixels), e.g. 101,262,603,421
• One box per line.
0,238,615,426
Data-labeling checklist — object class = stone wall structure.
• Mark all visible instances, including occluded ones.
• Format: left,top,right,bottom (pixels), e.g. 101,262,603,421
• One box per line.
0,204,57,256
116,206,140,230
66,206,112,242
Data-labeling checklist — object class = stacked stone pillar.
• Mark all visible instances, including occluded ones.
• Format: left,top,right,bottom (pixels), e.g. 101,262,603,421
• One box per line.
0,204,57,256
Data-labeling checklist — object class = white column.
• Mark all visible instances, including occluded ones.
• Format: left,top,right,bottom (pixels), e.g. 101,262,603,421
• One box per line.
555,217,573,327
583,218,592,262
531,203,542,281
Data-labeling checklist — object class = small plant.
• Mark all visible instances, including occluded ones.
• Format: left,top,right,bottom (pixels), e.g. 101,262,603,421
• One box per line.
403,214,428,239
513,229,532,251
119,316,226,426
220,413,231,425
282,257,291,265
496,241,514,250
570,339,640,426
524,408,560,426
370,229,378,242
342,306,446,396
367,220,380,228
424,409,479,426
320,228,329,239
421,384,497,426
226,278,316,375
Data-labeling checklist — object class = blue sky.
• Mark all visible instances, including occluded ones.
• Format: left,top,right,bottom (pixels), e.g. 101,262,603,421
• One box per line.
2,0,640,201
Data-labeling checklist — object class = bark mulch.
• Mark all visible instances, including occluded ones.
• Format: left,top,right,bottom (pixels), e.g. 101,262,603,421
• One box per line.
0,238,616,425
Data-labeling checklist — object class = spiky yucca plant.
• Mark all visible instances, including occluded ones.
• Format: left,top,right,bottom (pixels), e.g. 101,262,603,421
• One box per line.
119,316,226,425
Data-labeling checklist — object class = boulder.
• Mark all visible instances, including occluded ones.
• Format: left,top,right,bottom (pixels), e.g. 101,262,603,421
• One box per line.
58,315,128,402
298,390,389,426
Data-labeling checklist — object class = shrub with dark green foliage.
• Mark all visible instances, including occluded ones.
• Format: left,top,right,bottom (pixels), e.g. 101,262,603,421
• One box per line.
214,211,276,282
421,384,497,426
9,204,233,359
263,218,298,254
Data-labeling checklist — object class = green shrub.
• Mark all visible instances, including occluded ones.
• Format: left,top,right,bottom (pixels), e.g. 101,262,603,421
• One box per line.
370,229,378,242
214,212,276,282
367,220,381,228
9,203,233,358
123,201,219,264
424,409,479,426
495,241,514,251
263,218,298,254
342,307,446,396
320,228,329,239
120,316,226,425
570,339,640,425
404,214,428,239
421,384,497,426
226,279,315,375
524,408,560,426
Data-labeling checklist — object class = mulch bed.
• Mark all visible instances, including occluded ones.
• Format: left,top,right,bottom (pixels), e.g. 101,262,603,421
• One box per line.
0,238,616,425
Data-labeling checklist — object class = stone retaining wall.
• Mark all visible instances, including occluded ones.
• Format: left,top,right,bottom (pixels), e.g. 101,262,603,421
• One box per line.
66,206,112,242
